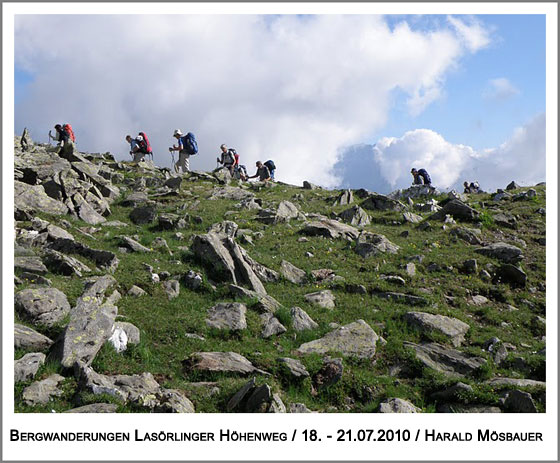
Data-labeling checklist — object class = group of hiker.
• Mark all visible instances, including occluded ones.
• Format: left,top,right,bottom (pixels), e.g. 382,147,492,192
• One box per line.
48,123,277,182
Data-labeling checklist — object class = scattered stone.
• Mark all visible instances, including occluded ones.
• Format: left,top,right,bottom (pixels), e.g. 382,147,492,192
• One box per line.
226,378,256,411
402,212,423,224
304,290,336,309
503,390,538,413
494,264,527,287
114,322,140,345
333,189,354,206
301,218,360,240
278,358,309,379
15,287,71,327
405,263,416,277
183,270,203,290
245,384,273,412
371,291,429,306
380,275,406,286
260,313,287,338
429,199,480,222
257,201,301,225
22,374,64,406
494,212,518,229
506,181,520,190
57,275,118,368
405,312,470,347
312,357,343,393
296,320,379,359
14,324,53,351
229,285,282,313
462,259,478,274
47,238,119,272
449,227,482,245
430,382,474,401
378,398,420,413
290,307,318,331
130,204,157,225
438,404,502,413
338,206,370,227
404,342,486,377
303,181,319,190
484,378,545,388
206,303,247,331
162,279,180,300
155,389,195,413
14,181,68,216
289,403,313,413
15,256,48,274
355,232,399,258
128,285,147,297
119,235,151,253
361,194,406,212
43,249,92,277
475,242,524,264
468,295,489,306
183,352,269,375
18,272,52,286
280,260,307,284
64,403,119,413
15,353,46,383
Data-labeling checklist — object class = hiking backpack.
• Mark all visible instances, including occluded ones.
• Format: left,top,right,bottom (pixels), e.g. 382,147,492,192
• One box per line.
63,124,76,142
264,160,276,171
182,132,198,155
224,148,236,165
137,131,153,155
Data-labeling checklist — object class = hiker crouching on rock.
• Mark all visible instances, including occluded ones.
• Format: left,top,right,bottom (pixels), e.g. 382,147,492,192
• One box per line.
169,129,198,173
217,144,237,176
126,135,145,163
248,161,271,182
411,168,431,186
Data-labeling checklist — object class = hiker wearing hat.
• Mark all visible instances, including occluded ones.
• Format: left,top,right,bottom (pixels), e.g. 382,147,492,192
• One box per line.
411,168,431,186
217,144,237,176
248,161,271,182
50,124,75,147
126,134,145,163
169,129,198,173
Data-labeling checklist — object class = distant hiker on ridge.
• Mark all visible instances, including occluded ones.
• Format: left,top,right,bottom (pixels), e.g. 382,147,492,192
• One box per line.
169,129,198,173
464,181,481,194
248,161,271,182
217,144,237,176
411,167,431,186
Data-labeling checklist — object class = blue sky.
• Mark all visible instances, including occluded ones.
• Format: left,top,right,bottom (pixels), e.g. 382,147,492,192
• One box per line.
368,14,545,151
14,14,547,191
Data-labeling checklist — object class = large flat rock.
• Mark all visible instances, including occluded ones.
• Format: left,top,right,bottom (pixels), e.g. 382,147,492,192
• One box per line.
183,352,269,375
15,287,71,327
405,312,470,347
404,342,486,377
296,320,379,359
14,324,53,351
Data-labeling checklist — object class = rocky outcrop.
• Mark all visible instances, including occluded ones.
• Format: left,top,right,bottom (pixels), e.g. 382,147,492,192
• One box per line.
355,232,399,258
404,342,486,377
361,194,406,212
15,287,71,327
405,312,470,347
475,242,524,264
291,307,318,331
428,199,480,222
304,290,336,309
56,275,118,368
338,206,370,227
300,218,360,240
296,320,379,359
256,200,301,224
280,260,307,284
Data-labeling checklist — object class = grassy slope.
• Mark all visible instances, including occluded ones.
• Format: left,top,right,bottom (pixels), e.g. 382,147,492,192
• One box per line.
15,167,546,413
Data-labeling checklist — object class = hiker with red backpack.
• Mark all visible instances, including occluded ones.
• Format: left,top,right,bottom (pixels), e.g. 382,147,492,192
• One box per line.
49,123,75,146
126,131,153,163
169,129,198,173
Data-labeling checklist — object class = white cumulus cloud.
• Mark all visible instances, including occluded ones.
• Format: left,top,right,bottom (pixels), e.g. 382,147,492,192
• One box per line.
15,14,490,187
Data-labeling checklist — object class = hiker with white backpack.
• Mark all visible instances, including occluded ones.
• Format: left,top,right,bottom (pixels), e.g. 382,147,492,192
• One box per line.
169,129,198,173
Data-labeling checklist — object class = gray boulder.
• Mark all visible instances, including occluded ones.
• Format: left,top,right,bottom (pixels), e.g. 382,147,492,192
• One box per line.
289,403,313,413
15,256,48,274
280,260,307,284
15,353,46,383
475,242,524,263
405,312,470,347
183,352,269,375
130,204,157,225
378,398,420,413
338,206,370,227
503,390,538,413
47,238,119,272
506,181,520,190
64,403,118,413
14,181,68,216
119,236,152,253
162,279,180,300
333,189,354,206
22,374,64,406
485,378,545,388
209,186,254,201
372,291,429,306
278,358,309,378
361,194,406,212
291,307,318,331
428,199,480,222
121,191,149,207
312,357,343,392
57,275,118,368
404,342,487,377
450,227,482,245
355,232,399,258
303,181,320,190
127,285,147,297
403,212,423,224
300,218,360,240
494,264,527,287
257,200,301,224
304,290,336,309
15,287,71,327
43,249,92,277
296,320,379,359
493,212,518,229
229,285,282,313
260,313,286,338
208,220,239,238
191,233,267,295
206,303,247,331
114,322,141,345
14,324,53,351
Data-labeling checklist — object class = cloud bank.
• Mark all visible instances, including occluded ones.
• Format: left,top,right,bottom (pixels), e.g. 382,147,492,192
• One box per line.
15,14,490,186
336,112,545,193
483,77,520,101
